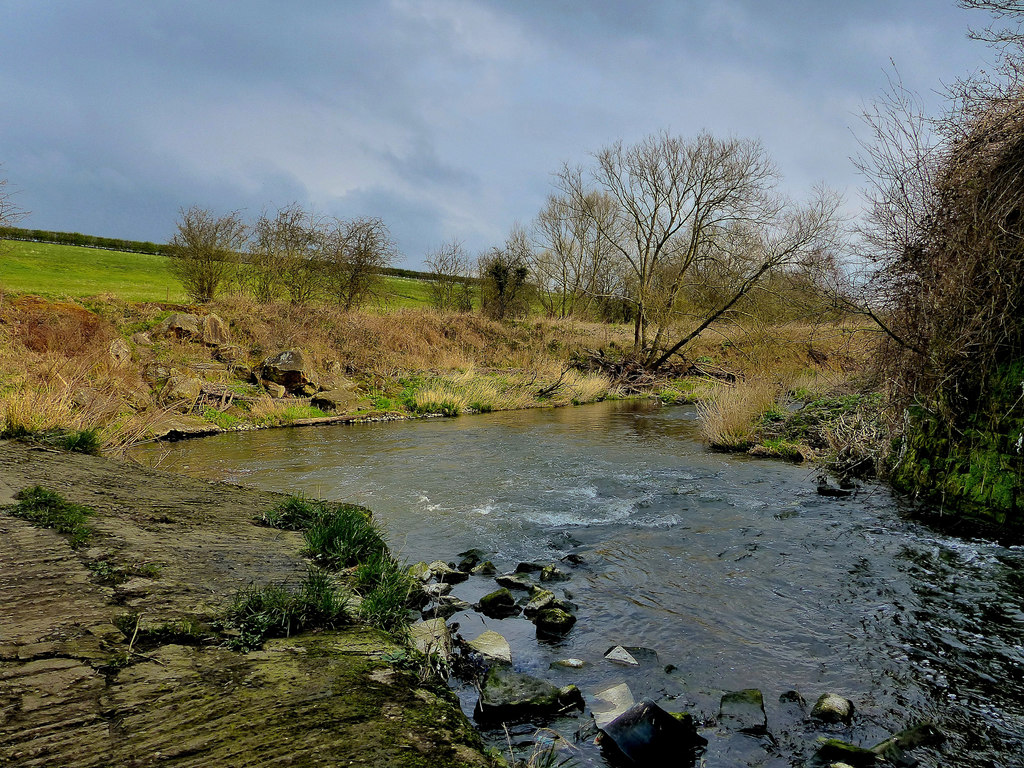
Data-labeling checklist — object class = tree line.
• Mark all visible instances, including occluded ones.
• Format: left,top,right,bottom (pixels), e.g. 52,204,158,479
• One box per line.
169,204,398,308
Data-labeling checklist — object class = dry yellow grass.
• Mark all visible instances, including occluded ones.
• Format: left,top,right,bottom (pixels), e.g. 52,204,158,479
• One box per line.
695,378,781,450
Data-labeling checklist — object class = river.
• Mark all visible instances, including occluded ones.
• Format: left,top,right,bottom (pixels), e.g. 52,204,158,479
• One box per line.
132,400,1024,767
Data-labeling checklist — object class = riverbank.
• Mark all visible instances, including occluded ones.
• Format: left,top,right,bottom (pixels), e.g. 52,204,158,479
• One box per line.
0,293,875,460
0,439,494,767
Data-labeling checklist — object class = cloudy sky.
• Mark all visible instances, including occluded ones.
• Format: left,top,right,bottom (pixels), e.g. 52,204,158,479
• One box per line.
0,1,1000,268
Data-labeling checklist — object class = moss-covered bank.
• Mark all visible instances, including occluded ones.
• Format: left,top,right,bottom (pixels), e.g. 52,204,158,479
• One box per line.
0,440,493,767
891,360,1024,535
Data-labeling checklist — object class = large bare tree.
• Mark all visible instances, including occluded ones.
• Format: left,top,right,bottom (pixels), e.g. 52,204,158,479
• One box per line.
556,131,840,369
168,207,247,303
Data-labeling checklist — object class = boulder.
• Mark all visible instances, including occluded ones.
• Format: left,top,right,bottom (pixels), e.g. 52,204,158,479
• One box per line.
213,343,245,365
162,376,203,408
534,607,576,638
471,561,497,576
263,381,286,399
260,349,318,395
202,314,231,346
130,331,152,346
409,618,451,661
428,560,469,584
811,693,855,725
467,630,512,665
473,666,584,723
311,386,359,413
870,722,944,764
598,700,707,766
477,588,521,619
159,313,203,341
108,337,132,367
719,689,767,735
592,683,635,729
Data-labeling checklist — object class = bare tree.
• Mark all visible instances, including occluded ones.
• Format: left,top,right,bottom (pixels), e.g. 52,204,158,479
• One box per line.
530,191,617,318
320,216,397,310
250,204,320,305
556,131,838,369
168,207,247,303
958,0,1024,45
425,239,473,312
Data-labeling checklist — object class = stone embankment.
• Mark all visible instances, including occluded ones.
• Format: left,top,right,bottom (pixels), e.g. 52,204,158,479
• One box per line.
0,440,491,767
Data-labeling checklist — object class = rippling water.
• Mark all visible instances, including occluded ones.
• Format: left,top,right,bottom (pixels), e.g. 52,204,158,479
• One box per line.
133,401,1024,767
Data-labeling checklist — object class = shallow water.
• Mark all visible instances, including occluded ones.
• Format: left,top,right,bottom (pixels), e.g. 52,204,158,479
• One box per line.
133,401,1024,766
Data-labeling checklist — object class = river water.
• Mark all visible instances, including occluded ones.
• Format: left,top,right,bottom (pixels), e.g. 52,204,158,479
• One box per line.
132,401,1024,767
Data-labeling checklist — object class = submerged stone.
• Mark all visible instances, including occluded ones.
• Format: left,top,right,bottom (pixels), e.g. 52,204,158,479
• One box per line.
811,693,855,725
477,588,521,619
814,738,877,767
550,658,586,670
719,689,767,735
474,667,583,723
514,561,543,573
870,722,944,763
598,700,707,767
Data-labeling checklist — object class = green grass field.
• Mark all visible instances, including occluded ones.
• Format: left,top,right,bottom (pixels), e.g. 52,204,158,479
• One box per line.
1,240,187,302
0,239,437,307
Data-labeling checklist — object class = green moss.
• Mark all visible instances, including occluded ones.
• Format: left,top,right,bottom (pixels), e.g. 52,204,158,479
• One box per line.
7,486,95,547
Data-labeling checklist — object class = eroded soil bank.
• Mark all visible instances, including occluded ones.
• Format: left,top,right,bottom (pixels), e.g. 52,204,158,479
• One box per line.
0,440,492,767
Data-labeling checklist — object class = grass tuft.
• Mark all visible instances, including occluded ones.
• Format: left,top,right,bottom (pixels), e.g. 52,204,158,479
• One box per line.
225,566,351,651
8,485,95,547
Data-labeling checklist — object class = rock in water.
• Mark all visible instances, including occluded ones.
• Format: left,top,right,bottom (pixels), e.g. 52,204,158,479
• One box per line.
477,588,521,619
598,700,707,766
604,646,640,666
428,560,469,584
811,693,855,725
470,560,497,575
534,607,576,638
592,683,635,729
719,689,767,735
495,572,536,591
523,589,556,618
474,667,584,723
540,564,569,582
467,630,512,666
409,618,451,661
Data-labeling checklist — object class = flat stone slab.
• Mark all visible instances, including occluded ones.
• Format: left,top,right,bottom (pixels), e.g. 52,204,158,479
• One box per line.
467,630,512,665
593,682,635,728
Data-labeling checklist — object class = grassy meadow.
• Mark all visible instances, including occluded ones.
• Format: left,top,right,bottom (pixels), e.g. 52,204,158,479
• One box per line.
0,239,438,309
